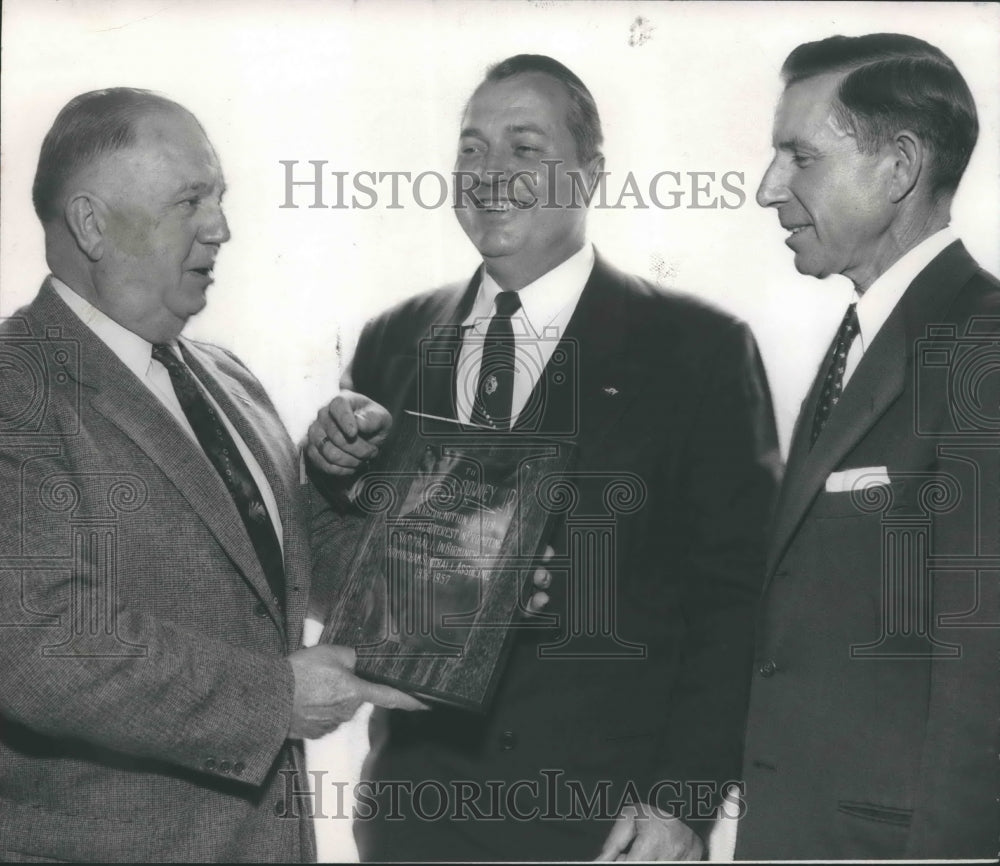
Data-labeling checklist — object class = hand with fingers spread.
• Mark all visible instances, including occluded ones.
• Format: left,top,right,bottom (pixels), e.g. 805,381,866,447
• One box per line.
306,390,392,477
596,802,704,862
287,644,426,740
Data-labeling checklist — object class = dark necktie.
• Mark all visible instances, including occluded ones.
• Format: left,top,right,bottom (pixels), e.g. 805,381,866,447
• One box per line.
811,302,860,447
471,291,522,431
152,343,285,607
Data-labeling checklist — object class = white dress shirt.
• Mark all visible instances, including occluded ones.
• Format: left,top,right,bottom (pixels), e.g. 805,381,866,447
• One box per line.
843,227,956,387
455,243,595,425
51,276,284,549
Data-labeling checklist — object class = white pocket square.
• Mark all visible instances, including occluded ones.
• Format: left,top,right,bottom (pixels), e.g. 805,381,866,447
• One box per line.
825,466,891,493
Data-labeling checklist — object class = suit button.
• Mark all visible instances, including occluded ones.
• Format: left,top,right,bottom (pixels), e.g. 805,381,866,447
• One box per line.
254,601,268,617
219,760,231,773
758,660,777,677
204,758,216,771
499,730,517,750
233,761,245,776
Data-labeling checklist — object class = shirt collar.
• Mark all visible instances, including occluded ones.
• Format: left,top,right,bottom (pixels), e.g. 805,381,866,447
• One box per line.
50,275,159,380
854,227,956,351
463,243,595,335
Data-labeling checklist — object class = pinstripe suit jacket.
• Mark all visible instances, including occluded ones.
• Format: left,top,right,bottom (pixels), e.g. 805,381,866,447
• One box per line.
0,280,316,862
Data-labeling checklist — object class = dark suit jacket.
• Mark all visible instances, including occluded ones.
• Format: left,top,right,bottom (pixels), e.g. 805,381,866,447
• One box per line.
738,241,1000,859
0,281,316,862
327,254,781,860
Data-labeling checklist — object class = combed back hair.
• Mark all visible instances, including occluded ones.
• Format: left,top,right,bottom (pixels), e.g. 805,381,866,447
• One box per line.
781,33,978,194
32,87,187,223
482,54,604,164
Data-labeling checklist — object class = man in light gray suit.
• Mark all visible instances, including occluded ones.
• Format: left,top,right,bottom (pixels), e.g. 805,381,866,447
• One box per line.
0,88,422,862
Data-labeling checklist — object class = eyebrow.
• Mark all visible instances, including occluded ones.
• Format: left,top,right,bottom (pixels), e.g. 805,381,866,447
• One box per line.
507,123,548,137
775,136,820,154
173,179,226,196
460,123,550,139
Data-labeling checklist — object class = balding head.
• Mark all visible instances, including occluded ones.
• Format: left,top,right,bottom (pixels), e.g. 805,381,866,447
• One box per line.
33,87,194,225
36,88,229,342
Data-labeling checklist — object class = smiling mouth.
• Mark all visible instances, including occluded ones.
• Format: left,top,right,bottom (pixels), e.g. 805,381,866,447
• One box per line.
786,225,811,235
477,198,526,213
189,267,214,277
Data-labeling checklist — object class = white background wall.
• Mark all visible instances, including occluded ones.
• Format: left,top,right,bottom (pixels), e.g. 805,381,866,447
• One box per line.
2,1,998,860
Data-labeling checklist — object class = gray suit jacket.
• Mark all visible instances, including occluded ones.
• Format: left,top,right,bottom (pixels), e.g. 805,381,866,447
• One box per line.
0,280,316,861
738,242,1000,859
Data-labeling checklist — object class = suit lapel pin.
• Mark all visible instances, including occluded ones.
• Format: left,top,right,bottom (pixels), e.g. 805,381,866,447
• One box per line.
602,386,620,396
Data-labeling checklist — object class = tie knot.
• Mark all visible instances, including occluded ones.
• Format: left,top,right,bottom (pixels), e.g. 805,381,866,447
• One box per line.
842,302,859,336
152,343,179,369
495,291,522,317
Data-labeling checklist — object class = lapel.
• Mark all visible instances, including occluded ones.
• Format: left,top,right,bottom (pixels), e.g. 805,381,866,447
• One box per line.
766,241,980,579
515,252,642,446
29,282,286,629
414,255,638,443
412,274,480,419
180,341,306,639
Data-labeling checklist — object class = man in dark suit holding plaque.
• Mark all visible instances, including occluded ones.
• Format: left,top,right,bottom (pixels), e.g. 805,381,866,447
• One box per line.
308,55,780,861
736,34,1000,859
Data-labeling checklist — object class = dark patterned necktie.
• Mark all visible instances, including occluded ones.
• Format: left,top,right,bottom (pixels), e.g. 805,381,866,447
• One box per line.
811,302,860,447
471,291,522,431
152,343,285,607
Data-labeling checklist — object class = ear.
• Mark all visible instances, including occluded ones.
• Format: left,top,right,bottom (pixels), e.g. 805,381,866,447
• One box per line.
64,192,107,261
888,130,924,203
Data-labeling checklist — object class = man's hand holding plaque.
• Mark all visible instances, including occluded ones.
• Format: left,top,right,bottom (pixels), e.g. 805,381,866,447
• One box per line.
308,393,562,711
306,390,393,475
287,644,429,739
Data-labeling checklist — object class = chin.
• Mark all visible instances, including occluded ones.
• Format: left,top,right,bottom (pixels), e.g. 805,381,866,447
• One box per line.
464,231,522,261
792,254,824,280
176,297,207,324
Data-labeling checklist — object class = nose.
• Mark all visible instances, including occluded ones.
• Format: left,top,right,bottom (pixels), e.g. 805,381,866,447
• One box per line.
465,144,517,196
756,156,789,209
199,200,231,245
482,146,512,181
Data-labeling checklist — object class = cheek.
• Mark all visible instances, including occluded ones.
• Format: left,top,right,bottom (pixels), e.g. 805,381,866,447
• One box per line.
106,208,157,260
510,170,538,204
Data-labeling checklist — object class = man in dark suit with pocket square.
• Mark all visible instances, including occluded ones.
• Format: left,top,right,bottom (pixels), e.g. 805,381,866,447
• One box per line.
307,54,781,861
737,33,1000,859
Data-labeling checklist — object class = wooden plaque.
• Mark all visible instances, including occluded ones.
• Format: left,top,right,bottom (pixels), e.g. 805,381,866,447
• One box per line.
320,412,575,712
